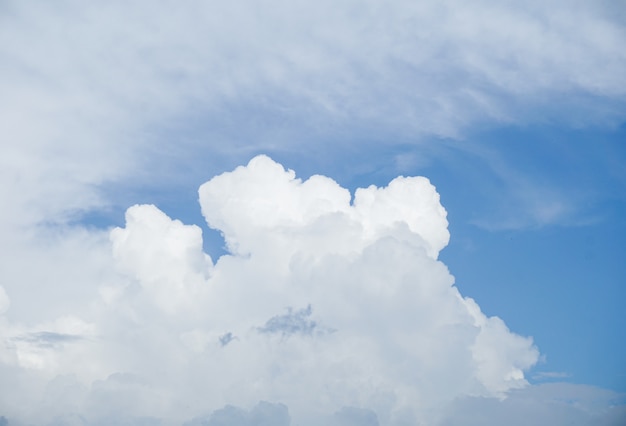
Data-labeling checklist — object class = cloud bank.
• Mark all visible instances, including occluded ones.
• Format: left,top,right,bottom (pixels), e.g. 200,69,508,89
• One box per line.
0,156,543,425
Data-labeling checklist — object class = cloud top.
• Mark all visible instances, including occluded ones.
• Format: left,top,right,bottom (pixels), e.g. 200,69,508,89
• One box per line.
199,155,449,259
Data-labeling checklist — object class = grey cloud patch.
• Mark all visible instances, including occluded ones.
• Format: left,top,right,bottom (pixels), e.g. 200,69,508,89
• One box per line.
184,401,289,426
12,331,84,348
218,332,235,347
258,305,331,337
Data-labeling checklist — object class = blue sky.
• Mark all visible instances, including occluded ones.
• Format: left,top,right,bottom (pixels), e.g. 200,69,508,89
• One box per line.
1,1,625,425
430,125,626,392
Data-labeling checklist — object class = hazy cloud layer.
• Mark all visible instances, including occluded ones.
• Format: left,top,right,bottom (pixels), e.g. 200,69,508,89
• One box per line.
439,383,626,426
1,0,624,230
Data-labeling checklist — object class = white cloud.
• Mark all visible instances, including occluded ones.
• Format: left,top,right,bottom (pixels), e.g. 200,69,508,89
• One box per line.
198,155,449,259
0,156,545,425
110,204,213,314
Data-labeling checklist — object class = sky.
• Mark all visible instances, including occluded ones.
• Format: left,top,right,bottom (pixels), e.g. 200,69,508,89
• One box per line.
1,0,625,425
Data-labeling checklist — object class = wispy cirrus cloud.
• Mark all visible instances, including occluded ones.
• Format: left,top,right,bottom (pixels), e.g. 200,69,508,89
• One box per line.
1,0,624,229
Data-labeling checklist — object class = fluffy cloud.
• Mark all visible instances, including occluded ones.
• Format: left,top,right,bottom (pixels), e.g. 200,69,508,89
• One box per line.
0,156,544,425
110,204,212,314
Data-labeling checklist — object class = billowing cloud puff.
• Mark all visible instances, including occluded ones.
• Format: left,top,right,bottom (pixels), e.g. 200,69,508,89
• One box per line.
110,205,213,314
199,155,450,259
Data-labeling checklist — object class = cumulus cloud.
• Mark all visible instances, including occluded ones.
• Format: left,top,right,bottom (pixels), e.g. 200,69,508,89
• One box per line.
0,156,546,425
110,204,213,314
